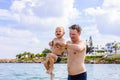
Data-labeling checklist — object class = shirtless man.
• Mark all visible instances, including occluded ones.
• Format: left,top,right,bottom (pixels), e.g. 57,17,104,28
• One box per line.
66,24,87,80
43,26,66,80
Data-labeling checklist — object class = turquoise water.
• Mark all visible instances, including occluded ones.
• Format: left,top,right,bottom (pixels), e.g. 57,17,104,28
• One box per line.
0,63,120,80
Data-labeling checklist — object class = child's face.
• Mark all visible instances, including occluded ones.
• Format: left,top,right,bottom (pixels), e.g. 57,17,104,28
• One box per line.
55,27,64,38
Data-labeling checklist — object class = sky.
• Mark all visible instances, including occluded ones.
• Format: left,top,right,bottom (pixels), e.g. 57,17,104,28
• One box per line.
0,0,120,59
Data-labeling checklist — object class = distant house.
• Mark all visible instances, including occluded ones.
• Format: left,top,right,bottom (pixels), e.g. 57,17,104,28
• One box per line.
105,42,114,53
105,42,120,53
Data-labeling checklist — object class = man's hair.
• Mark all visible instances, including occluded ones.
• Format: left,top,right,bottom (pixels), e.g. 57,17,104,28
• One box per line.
69,24,82,32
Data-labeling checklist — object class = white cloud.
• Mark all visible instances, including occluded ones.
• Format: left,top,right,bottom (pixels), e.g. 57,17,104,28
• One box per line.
9,0,79,30
82,25,99,36
82,26,120,47
103,0,120,8
0,0,80,58
0,27,42,58
84,0,120,36
0,9,19,21
82,0,120,47
1,0,120,58
93,34,120,47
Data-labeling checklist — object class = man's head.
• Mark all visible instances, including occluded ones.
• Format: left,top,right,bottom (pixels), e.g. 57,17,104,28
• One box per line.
55,26,65,38
69,24,82,42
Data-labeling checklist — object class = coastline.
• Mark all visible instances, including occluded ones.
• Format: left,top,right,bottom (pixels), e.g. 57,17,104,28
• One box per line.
1,53,120,64
0,58,120,64
0,58,42,63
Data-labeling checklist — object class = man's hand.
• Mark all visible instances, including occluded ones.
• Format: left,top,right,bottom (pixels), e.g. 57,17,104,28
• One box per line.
66,41,71,48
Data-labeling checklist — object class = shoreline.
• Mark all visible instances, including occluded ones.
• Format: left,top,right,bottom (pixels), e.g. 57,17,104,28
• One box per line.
1,54,120,64
0,58,120,64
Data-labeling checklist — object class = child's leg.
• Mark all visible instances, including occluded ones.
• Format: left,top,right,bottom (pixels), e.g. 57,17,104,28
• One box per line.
48,58,55,80
47,57,55,74
43,54,50,72
49,56,58,80
43,60,49,71
45,53,58,74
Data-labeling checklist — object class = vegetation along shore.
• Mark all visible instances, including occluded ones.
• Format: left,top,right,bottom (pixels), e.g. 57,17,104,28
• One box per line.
0,48,120,64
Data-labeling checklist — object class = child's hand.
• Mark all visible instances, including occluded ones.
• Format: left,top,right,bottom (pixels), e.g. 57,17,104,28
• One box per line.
66,41,71,44
49,41,54,47
55,43,61,48
66,41,71,48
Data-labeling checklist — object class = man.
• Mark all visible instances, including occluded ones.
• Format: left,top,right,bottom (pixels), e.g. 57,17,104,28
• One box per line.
66,24,87,80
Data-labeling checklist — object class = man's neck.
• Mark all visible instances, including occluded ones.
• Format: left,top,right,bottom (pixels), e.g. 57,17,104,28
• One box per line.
72,38,81,44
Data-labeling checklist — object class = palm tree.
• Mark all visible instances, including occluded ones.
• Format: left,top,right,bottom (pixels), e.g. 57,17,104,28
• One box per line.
113,43,118,54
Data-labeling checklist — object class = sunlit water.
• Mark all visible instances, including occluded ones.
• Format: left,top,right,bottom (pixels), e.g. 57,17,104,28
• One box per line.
0,63,120,80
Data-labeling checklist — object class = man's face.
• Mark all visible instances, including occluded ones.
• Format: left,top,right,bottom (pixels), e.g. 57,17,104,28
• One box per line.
69,29,80,42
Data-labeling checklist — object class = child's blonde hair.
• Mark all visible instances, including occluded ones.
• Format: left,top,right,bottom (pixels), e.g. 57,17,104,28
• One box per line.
56,26,65,32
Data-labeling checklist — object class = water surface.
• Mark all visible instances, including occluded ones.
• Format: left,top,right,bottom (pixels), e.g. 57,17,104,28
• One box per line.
0,63,120,80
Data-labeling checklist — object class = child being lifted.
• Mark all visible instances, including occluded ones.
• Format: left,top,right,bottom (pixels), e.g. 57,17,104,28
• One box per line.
43,26,66,80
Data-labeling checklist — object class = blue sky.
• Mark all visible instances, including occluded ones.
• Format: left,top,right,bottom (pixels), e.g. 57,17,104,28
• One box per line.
0,0,120,58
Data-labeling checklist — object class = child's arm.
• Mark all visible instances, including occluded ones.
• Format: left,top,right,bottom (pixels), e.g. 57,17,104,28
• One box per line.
49,41,54,47
49,38,55,47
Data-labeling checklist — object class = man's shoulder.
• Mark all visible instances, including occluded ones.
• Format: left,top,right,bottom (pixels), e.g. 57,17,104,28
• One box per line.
79,40,86,46
80,40,86,43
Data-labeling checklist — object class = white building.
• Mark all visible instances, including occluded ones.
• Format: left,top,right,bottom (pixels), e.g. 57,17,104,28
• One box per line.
105,42,120,53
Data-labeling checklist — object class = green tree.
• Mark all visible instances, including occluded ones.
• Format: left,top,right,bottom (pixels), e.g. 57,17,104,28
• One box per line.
86,44,90,54
113,43,118,54
35,53,42,58
30,53,35,59
16,51,34,61
16,53,22,60
23,51,28,59
41,48,52,57
26,52,31,58
42,48,52,54
87,36,94,54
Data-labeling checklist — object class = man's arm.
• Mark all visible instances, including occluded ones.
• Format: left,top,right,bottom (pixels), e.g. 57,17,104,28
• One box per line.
55,40,66,47
66,41,86,52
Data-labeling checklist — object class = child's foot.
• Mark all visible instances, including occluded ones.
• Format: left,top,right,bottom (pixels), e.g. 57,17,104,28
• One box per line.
46,69,52,74
46,66,54,74
50,72,55,80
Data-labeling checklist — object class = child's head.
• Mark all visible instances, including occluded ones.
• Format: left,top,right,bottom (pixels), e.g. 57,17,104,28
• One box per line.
55,26,65,38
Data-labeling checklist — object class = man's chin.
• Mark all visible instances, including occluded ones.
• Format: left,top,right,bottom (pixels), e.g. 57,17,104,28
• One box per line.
71,39,75,42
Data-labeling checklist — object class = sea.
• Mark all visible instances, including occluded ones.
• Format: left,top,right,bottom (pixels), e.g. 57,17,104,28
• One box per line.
0,63,120,80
